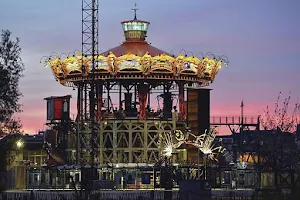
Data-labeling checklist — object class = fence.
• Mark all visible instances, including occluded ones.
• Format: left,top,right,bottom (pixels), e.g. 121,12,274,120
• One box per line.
0,190,259,200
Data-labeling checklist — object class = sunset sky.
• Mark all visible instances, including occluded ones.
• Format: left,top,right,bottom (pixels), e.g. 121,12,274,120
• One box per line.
0,0,299,134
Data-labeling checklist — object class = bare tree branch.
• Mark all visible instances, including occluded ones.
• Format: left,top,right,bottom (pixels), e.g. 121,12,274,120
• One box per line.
261,92,300,133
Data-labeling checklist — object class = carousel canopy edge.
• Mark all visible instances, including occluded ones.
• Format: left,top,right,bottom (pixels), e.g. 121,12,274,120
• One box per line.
41,51,229,86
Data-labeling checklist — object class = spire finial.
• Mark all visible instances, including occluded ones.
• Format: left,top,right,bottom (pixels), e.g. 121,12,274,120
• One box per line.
132,3,138,20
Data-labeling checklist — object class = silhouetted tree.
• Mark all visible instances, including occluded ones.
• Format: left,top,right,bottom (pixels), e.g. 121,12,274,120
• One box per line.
257,93,300,193
261,92,299,133
0,30,24,136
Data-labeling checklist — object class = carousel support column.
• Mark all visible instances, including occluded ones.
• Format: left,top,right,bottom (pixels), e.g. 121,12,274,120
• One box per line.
163,85,166,117
129,122,133,163
107,82,110,112
119,83,122,110
100,122,104,164
97,82,103,164
144,121,148,162
178,83,185,121
84,84,88,120
138,84,149,120
147,88,151,111
113,122,117,164
76,86,82,165
96,82,103,121
134,85,137,111
80,83,85,165
164,84,173,119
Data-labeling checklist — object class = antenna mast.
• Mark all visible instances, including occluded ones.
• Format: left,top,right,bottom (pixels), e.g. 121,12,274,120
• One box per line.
77,0,99,192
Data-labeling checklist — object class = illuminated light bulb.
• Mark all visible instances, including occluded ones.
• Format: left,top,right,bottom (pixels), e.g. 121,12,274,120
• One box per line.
201,148,212,155
163,145,173,157
16,140,23,148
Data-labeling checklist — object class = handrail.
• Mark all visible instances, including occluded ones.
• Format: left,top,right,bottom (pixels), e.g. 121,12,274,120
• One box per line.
210,116,260,125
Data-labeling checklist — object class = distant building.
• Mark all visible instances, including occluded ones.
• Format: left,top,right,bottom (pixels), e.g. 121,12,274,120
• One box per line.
216,128,300,189
0,131,47,190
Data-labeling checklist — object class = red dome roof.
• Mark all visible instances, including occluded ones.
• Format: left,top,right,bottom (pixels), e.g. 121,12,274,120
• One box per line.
101,41,170,57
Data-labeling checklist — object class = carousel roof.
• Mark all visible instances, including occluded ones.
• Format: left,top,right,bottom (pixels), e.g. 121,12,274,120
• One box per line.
43,12,229,88
101,42,170,57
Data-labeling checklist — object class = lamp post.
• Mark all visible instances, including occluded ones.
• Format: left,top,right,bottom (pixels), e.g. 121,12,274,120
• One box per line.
230,161,237,199
201,149,212,181
203,153,209,180
16,139,24,162
15,139,24,189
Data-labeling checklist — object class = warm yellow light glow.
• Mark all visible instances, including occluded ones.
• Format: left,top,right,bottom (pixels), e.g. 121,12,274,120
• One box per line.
16,140,23,148
160,128,225,163
163,145,173,157
44,52,228,85
201,148,212,155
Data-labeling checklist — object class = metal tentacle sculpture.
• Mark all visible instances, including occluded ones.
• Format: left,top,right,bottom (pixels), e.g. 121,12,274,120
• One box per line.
160,128,226,162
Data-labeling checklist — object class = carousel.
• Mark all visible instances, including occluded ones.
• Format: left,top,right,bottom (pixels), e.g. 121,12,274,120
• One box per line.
43,12,228,164
39,11,228,190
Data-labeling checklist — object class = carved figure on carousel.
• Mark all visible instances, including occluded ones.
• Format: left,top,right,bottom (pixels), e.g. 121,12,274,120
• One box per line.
197,61,204,78
201,56,209,79
95,55,109,72
203,58,216,79
151,53,174,73
184,56,201,75
117,52,142,72
62,56,81,75
77,54,91,76
141,52,152,75
174,53,185,76
49,57,65,79
107,51,118,75
210,59,222,82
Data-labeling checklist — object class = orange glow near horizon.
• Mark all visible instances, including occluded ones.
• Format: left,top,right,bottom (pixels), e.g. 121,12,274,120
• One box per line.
17,100,266,135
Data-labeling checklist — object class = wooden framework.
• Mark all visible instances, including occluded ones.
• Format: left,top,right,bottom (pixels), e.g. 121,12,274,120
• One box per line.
66,120,186,164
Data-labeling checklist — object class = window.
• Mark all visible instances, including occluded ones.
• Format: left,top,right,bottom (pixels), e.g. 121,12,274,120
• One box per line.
122,22,149,32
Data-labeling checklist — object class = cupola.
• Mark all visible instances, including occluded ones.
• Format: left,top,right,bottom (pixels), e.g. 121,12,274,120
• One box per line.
121,4,150,42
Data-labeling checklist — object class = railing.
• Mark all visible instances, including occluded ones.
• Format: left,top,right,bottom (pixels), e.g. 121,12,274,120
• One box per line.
211,116,260,125
1,190,263,200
